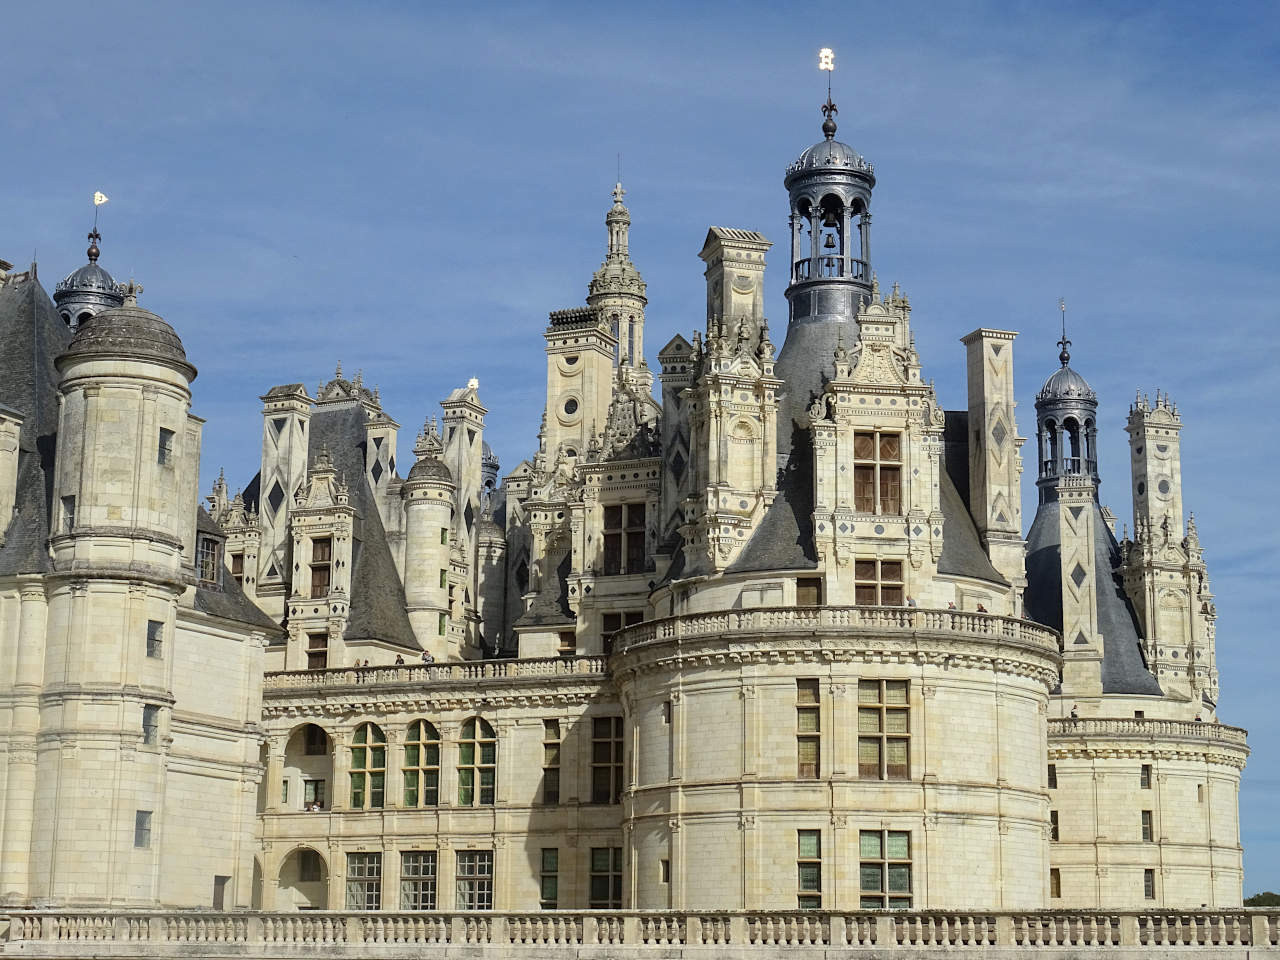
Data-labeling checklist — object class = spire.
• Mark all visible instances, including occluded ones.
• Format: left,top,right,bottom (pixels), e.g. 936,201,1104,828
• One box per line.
605,180,631,262
1057,297,1071,366
819,47,837,139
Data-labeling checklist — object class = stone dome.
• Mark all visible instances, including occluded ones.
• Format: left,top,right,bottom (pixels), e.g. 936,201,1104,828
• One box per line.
57,302,196,379
785,137,875,187
1037,364,1096,403
406,456,453,484
56,262,119,297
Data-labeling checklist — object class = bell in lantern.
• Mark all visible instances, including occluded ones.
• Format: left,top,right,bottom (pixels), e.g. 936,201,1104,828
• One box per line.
822,231,838,251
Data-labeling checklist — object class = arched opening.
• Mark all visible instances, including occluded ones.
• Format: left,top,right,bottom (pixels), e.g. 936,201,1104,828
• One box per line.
75,311,92,327
792,198,813,281
251,857,264,910
818,194,845,277
277,846,328,910
350,722,386,809
1063,417,1081,474
402,720,441,807
283,723,332,812
256,741,269,814
1044,419,1059,476
610,313,621,365
727,419,759,490
1084,418,1097,474
458,717,496,806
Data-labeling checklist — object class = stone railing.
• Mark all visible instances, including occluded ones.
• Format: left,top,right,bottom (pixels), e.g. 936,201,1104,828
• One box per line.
615,605,1060,654
263,655,608,691
1048,716,1249,747
5,909,1272,955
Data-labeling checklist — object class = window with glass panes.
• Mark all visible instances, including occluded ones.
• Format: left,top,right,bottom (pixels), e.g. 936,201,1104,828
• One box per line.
1049,867,1061,899
400,851,436,910
146,620,164,659
1143,868,1156,899
306,632,328,670
1050,809,1059,841
797,830,822,909
542,720,561,805
142,704,160,745
859,830,911,908
797,679,820,778
303,779,325,808
601,611,643,656
539,848,559,909
858,680,909,779
853,431,902,515
458,718,496,806
589,847,623,908
1140,764,1152,789
603,503,646,575
310,537,332,598
591,716,624,804
402,721,440,807
196,536,221,585
345,853,381,910
456,850,494,910
1141,810,1153,842
854,559,905,606
349,723,386,809
230,551,244,585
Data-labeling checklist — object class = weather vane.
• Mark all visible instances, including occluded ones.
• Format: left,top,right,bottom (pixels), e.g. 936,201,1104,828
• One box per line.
818,48,837,136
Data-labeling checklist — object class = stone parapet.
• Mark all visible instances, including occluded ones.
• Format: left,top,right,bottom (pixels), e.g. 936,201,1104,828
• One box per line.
1,909,1275,956
1048,717,1248,748
264,655,609,692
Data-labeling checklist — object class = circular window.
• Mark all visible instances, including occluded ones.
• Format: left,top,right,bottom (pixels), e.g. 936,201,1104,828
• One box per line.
565,355,579,365
564,398,579,415
1157,479,1171,495
1136,482,1146,496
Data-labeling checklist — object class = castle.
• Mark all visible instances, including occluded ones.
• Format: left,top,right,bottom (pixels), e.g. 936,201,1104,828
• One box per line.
0,99,1249,926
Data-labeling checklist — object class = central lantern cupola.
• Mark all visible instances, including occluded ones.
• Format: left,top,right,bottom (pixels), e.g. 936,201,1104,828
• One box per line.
782,94,876,327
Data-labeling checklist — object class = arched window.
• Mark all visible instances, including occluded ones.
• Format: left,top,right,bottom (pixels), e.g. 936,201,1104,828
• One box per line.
727,420,759,490
458,717,496,806
1044,420,1059,476
349,723,386,809
1063,417,1081,473
403,720,440,807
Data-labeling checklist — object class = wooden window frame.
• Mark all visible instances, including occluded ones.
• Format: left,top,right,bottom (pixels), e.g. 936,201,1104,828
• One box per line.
852,430,902,515
402,720,440,807
602,502,647,576
588,847,623,909
400,851,437,910
310,537,333,599
854,558,905,606
857,679,909,780
349,723,386,810
306,632,328,671
797,829,822,909
539,848,559,910
456,850,494,910
542,720,561,805
797,679,821,779
859,829,912,909
458,717,496,806
345,852,382,911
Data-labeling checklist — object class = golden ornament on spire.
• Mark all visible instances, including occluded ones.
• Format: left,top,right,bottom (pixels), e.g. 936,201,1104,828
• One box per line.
818,48,834,71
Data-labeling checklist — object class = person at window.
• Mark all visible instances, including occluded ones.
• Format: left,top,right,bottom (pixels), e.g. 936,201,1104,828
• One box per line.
1069,704,1079,720
421,651,434,664
395,654,405,664
906,596,918,608
976,603,988,613
946,601,956,610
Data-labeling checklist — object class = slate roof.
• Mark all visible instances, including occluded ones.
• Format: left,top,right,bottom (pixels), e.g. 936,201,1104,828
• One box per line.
0,274,72,576
307,402,419,650
192,508,282,633
1024,499,1162,696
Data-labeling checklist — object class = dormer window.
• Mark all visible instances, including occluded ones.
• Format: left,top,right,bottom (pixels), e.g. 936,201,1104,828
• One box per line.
853,432,901,515
310,537,332,599
196,536,221,586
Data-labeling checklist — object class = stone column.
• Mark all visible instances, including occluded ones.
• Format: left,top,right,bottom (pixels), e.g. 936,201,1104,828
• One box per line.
0,579,47,897
859,212,872,275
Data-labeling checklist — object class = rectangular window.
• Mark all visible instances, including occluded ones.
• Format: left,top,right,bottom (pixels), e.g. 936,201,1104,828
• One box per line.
1141,809,1154,842
854,559,905,606
1134,710,1145,719
857,679,909,779
230,551,244,586
438,612,448,635
542,720,561,805
306,632,328,671
310,537,332,599
146,619,164,659
281,780,289,804
602,613,622,656
1047,763,1057,789
797,830,822,909
134,810,152,848
796,577,822,606
589,847,623,909
142,704,160,745
196,536,220,585
591,716,624,804
797,679,820,779
603,503,646,575
440,527,449,545
852,431,902,515
298,849,323,882
400,851,437,910
859,829,912,909
456,850,494,910
1144,868,1156,900
213,875,230,910
61,495,75,533
1049,809,1060,841
1049,868,1061,899
539,848,559,910
557,630,576,656
439,568,448,589
345,853,382,911
1140,764,1152,789
303,779,325,809
1198,783,1204,803
157,428,175,466
660,859,670,884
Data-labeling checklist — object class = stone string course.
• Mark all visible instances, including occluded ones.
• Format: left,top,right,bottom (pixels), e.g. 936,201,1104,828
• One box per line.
1,909,1277,958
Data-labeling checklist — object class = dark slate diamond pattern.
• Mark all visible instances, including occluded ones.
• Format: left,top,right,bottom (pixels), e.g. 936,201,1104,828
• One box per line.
268,481,285,514
1070,563,1087,589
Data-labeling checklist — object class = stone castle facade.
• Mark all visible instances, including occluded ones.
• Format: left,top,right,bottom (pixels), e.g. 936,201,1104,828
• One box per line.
0,106,1248,921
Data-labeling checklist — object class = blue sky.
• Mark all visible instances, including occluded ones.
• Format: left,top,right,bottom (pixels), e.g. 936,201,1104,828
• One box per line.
5,1,1278,893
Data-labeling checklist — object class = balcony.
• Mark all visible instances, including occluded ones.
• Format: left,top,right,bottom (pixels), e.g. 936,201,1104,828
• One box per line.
264,655,608,691
1,908,1273,953
1048,716,1248,748
614,605,1060,656
792,255,869,283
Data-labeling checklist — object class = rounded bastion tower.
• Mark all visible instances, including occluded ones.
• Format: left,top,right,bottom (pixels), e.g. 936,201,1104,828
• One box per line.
613,107,1061,913
34,282,199,904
